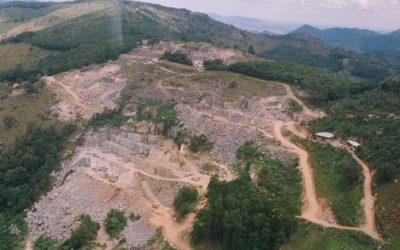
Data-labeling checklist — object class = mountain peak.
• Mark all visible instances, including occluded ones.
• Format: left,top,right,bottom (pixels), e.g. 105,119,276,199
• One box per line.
390,28,400,38
291,24,322,36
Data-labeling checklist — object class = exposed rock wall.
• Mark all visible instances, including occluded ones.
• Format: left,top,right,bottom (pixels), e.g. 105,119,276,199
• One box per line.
86,128,167,162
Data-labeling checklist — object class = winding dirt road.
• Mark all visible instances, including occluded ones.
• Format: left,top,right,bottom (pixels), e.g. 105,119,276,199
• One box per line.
274,83,381,240
157,63,381,241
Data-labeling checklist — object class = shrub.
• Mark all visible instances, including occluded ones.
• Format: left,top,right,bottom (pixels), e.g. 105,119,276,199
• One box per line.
288,100,303,113
87,109,127,129
136,100,179,134
128,212,141,222
3,115,17,130
61,214,100,250
228,81,237,89
174,187,199,219
190,134,212,153
203,59,226,71
105,209,127,238
34,235,59,250
248,45,255,54
161,51,193,66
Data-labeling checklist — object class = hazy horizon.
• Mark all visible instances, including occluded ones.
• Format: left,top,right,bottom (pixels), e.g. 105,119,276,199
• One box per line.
137,0,400,32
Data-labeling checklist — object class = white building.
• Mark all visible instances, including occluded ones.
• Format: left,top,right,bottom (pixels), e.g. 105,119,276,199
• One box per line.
315,132,335,140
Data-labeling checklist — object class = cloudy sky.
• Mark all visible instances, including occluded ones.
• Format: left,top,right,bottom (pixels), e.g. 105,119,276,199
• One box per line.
137,0,400,32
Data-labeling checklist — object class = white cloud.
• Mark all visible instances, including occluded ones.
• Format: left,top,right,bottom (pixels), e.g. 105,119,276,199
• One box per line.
313,0,400,11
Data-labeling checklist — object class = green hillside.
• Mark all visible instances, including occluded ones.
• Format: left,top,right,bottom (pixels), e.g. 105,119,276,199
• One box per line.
0,0,394,86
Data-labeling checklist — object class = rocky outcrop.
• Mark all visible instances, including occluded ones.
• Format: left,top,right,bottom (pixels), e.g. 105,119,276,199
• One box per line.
86,128,166,161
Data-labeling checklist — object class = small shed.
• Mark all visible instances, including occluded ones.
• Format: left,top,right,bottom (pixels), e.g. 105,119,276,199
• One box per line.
315,132,335,140
347,140,361,150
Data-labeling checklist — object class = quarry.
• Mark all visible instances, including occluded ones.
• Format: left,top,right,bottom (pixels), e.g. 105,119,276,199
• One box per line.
23,42,380,249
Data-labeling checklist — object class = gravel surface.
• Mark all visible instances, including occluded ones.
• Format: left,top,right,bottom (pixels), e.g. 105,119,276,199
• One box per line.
177,105,257,164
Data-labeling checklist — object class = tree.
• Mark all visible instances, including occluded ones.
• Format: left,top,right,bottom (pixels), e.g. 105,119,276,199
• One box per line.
174,186,199,219
380,76,400,94
105,209,127,238
34,235,59,250
190,134,212,153
61,215,100,250
191,176,295,250
3,115,17,130
203,59,226,71
248,45,255,55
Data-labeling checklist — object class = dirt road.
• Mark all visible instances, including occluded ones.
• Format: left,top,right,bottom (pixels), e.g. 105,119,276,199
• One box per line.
273,121,323,221
349,151,380,240
155,62,381,241
273,83,381,240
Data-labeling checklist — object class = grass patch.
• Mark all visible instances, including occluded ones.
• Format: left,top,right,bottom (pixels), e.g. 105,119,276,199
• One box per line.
0,43,56,72
282,221,379,250
105,209,127,238
174,186,199,220
158,61,197,74
119,62,170,108
295,138,364,226
375,181,400,245
189,71,284,101
0,90,56,146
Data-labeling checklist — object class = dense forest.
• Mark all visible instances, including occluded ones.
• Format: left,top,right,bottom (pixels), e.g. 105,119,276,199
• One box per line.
0,123,75,249
310,77,400,183
192,175,295,250
192,143,301,249
223,60,372,107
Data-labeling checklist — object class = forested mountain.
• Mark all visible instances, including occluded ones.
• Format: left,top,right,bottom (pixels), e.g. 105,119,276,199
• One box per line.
0,0,395,86
291,24,400,52
291,24,400,67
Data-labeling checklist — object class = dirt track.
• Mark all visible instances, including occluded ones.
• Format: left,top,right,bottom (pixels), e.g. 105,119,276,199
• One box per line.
273,84,381,240
157,62,381,241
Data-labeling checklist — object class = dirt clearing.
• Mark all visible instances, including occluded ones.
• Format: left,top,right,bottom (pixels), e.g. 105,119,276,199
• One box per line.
44,63,126,120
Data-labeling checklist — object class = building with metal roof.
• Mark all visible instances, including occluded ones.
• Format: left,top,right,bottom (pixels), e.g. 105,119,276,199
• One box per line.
315,132,335,140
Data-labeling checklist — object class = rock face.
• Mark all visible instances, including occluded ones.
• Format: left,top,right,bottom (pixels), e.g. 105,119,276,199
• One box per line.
86,128,156,161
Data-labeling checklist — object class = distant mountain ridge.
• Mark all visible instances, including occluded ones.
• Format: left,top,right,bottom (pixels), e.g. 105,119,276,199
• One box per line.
291,24,400,53
208,13,298,35
291,24,400,66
